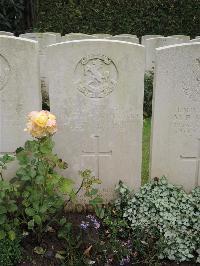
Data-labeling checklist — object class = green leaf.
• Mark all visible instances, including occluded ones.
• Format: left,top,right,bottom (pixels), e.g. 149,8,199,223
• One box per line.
30,168,36,178
0,206,7,214
8,230,16,241
37,162,46,176
0,154,15,164
0,215,6,225
0,230,5,240
16,167,29,180
16,147,24,154
69,190,76,202
59,217,67,226
39,137,54,154
60,178,74,194
28,219,34,230
25,207,35,217
35,175,45,184
89,196,103,206
34,246,45,255
33,215,42,225
57,159,68,169
22,191,30,198
55,252,65,260
87,188,98,197
25,140,39,152
39,205,48,214
7,202,18,213
16,150,29,165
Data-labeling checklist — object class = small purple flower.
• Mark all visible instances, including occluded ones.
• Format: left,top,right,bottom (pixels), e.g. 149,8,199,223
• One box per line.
120,255,130,266
80,221,89,230
126,240,132,249
86,215,100,229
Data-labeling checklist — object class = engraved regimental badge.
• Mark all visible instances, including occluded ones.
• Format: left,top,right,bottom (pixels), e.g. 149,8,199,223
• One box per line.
74,54,118,98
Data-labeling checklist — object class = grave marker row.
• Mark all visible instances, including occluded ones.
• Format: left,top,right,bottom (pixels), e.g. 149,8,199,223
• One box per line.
0,35,199,199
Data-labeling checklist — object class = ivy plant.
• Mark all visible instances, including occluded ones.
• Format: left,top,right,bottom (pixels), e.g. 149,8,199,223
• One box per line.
115,177,200,263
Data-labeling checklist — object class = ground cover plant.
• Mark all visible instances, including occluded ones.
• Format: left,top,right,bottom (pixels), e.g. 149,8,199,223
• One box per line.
0,111,199,266
116,178,200,263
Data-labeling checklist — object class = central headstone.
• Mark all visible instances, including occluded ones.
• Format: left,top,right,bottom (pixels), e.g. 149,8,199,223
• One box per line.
48,40,144,200
151,43,200,192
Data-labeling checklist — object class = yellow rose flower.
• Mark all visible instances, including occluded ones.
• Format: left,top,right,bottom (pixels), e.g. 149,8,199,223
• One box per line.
25,111,57,138
34,113,48,127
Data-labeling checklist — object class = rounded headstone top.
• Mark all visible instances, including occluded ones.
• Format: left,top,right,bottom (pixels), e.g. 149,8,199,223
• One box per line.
141,35,163,45
114,34,137,38
168,35,190,41
0,31,14,36
92,33,112,38
108,36,139,44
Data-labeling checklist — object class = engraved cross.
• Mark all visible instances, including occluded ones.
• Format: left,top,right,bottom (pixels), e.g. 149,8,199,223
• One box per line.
180,138,200,186
81,135,112,178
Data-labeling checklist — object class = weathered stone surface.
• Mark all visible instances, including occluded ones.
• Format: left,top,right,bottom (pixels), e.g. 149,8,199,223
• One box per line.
0,36,41,178
46,32,61,42
145,37,185,71
169,35,190,41
115,34,137,38
109,36,139,43
0,31,14,36
19,33,57,93
63,33,95,41
48,40,144,201
151,43,200,192
19,33,57,52
190,38,200,43
141,35,163,45
92,34,112,38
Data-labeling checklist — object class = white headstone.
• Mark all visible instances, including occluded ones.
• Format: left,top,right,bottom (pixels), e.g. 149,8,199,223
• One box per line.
195,36,200,39
169,35,190,41
48,40,144,201
46,32,61,42
145,37,185,71
0,36,41,178
0,31,14,36
190,38,200,43
63,33,95,41
19,33,57,50
92,34,112,38
151,43,200,192
141,35,163,45
109,36,139,44
115,34,137,38
19,33,57,93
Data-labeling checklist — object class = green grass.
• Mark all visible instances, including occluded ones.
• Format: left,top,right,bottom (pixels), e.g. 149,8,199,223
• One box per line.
142,118,151,185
